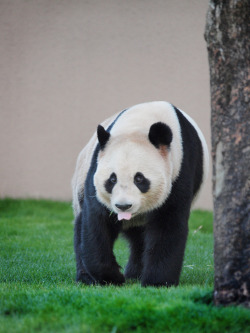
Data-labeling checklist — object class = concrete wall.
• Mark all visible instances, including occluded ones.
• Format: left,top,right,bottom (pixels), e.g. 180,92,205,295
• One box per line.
0,0,212,209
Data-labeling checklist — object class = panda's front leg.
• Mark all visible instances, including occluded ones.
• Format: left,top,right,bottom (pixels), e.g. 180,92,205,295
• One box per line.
74,212,96,285
79,203,125,285
141,209,189,287
122,226,145,281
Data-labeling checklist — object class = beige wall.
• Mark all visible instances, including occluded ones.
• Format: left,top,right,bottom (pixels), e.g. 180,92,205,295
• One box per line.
0,0,212,210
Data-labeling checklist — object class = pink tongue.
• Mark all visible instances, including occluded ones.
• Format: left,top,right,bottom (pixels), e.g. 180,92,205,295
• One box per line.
118,212,132,221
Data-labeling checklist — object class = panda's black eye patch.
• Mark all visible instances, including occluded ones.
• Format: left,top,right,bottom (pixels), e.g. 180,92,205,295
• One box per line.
134,172,150,193
105,173,117,193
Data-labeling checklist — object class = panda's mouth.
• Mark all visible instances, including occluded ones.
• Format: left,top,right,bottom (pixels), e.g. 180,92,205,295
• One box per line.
117,212,132,221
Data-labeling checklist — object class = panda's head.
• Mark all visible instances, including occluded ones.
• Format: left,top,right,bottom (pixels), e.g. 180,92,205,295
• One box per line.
94,123,173,221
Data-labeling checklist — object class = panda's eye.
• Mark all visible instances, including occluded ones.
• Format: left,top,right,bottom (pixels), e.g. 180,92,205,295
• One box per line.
105,173,117,194
134,172,150,193
110,173,117,184
134,172,144,184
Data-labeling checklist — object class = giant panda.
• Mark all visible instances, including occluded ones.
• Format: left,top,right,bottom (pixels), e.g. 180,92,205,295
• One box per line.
72,101,209,287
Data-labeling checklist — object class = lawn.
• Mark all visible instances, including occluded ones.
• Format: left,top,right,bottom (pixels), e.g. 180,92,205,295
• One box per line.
0,199,249,332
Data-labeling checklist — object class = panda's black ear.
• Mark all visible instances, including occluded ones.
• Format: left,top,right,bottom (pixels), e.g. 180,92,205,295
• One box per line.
148,122,173,148
97,125,110,150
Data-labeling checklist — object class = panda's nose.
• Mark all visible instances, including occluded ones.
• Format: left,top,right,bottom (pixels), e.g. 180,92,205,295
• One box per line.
115,203,132,211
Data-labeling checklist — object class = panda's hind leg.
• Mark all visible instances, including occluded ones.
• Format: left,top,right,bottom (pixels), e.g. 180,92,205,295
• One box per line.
122,226,145,281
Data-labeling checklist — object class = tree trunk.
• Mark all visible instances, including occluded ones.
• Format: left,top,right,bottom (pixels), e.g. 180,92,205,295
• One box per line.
205,0,250,307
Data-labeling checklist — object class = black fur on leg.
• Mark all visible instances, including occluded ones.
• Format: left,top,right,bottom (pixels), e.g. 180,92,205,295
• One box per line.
141,203,190,287
74,212,95,284
76,272,95,285
78,195,125,285
122,226,145,281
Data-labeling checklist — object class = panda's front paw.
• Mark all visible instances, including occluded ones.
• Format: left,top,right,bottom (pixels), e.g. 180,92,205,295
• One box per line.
76,271,95,285
99,270,125,286
124,262,142,281
141,270,179,287
141,278,177,287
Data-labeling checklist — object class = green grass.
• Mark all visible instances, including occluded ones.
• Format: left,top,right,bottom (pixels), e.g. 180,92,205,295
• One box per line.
0,199,249,333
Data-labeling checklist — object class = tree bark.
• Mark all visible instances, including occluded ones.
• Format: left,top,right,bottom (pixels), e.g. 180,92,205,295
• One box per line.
205,0,250,307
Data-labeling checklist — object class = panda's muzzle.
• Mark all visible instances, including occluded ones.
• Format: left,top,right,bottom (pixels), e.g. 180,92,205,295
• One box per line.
115,203,132,211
